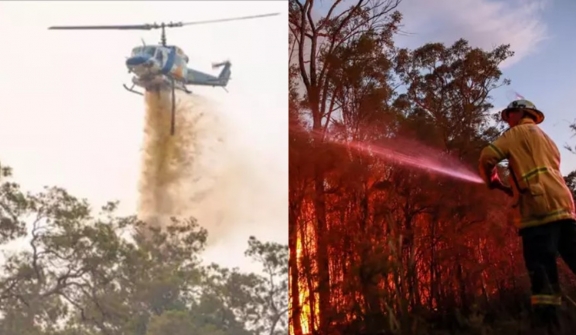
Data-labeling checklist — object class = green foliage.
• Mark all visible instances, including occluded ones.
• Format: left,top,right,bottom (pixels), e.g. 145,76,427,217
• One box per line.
0,161,287,335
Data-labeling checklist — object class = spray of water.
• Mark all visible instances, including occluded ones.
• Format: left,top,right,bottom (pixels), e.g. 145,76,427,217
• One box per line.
311,130,483,183
138,90,286,246
345,139,483,183
137,90,222,231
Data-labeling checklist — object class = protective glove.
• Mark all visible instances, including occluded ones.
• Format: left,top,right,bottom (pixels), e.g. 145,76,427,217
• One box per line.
489,169,514,197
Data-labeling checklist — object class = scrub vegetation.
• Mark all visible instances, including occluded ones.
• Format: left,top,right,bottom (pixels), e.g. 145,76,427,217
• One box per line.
0,162,288,335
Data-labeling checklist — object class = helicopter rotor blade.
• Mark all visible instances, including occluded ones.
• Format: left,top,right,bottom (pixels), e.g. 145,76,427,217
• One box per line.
179,13,279,27
48,13,279,31
48,24,159,30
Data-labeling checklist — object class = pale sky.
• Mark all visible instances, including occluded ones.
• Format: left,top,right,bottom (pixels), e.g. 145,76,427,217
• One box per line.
0,1,288,272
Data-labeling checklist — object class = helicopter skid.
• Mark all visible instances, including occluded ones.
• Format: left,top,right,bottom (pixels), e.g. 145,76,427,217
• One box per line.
131,75,191,95
123,83,144,96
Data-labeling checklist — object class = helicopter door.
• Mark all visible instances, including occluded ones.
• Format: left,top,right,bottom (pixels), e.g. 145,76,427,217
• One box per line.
172,54,187,80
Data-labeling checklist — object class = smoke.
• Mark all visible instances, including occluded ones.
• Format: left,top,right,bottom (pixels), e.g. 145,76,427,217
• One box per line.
137,90,282,246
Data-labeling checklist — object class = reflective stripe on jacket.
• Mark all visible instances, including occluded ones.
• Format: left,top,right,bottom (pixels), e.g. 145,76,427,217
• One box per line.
531,294,562,306
478,118,576,229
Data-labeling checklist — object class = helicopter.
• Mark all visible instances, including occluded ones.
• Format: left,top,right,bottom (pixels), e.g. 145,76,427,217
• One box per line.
48,13,279,135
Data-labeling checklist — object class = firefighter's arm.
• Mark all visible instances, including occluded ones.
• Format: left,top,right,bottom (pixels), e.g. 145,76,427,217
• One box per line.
478,134,511,187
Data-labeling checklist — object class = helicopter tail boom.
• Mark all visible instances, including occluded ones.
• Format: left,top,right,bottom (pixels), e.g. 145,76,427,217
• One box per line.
213,61,231,87
184,61,231,88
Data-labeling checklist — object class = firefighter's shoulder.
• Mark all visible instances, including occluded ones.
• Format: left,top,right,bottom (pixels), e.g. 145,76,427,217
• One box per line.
498,125,524,142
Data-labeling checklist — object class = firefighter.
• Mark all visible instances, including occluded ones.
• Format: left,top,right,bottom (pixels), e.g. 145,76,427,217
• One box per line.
478,99,576,333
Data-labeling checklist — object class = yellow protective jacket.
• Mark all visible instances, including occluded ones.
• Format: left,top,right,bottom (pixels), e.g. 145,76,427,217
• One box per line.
478,118,576,229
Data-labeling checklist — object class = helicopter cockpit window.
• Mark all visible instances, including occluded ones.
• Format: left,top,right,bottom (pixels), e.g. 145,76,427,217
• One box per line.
143,47,156,56
131,47,143,56
132,47,156,57
155,49,164,63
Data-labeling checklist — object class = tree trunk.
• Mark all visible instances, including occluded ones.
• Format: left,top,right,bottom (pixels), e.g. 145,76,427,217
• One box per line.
312,166,330,333
289,205,303,335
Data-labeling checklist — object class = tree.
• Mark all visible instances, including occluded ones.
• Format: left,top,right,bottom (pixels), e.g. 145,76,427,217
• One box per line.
289,0,402,332
288,1,538,334
199,238,288,335
0,161,287,335
565,171,576,202
244,236,288,335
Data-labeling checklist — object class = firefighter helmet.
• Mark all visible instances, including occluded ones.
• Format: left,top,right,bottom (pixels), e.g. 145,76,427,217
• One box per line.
501,99,544,124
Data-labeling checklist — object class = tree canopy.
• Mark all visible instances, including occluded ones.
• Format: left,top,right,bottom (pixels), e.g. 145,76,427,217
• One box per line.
0,161,288,335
